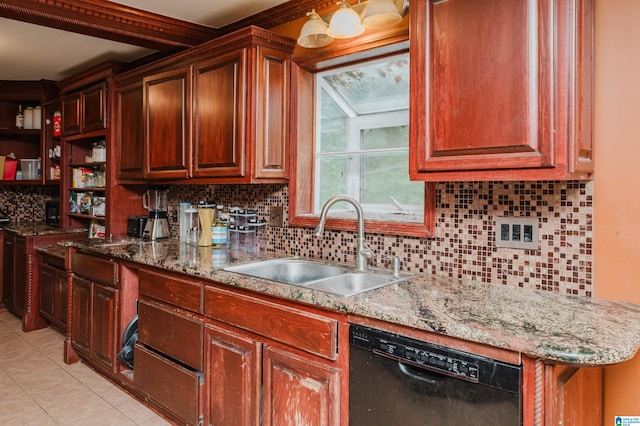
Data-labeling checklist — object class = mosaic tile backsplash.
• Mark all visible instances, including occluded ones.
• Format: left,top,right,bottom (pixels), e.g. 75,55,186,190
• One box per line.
167,181,593,297
0,186,57,222
0,182,592,296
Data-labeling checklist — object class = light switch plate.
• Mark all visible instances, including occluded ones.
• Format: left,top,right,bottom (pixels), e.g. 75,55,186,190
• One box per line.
495,217,539,250
269,206,284,227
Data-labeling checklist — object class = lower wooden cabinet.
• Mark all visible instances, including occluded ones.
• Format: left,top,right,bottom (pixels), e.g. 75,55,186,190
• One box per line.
205,323,261,425
263,345,340,426
135,269,205,425
203,285,344,426
545,364,603,426
70,253,119,374
39,262,68,332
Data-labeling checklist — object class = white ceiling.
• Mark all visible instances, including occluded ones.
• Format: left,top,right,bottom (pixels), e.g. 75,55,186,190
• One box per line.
0,0,288,81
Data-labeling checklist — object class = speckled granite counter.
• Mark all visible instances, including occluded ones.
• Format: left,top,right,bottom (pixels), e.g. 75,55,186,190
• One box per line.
2,222,87,237
67,237,640,366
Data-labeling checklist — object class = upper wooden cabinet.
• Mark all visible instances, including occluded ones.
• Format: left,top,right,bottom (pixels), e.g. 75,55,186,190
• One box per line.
62,82,107,136
116,26,295,183
115,82,144,179
144,67,191,179
409,0,594,181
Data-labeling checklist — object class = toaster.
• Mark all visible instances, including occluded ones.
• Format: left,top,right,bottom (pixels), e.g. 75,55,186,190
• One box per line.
127,216,148,238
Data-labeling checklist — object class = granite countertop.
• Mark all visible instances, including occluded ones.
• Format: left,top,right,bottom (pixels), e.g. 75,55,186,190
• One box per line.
2,222,88,237
68,237,640,366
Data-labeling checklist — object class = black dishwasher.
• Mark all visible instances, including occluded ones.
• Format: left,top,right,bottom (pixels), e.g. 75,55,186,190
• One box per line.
349,324,522,426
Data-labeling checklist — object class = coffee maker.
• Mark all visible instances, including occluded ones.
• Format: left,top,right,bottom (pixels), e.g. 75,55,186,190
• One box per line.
142,188,170,240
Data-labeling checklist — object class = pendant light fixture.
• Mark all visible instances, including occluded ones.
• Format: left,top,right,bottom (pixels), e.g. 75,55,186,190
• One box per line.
297,10,334,48
327,1,365,39
297,0,409,48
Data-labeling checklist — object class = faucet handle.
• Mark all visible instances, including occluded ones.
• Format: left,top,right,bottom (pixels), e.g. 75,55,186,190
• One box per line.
384,255,401,278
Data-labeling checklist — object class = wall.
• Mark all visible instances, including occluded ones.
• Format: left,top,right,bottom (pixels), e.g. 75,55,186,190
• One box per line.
168,180,593,296
594,0,640,419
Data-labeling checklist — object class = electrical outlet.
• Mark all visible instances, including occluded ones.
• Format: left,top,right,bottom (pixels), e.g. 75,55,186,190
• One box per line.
269,206,284,227
495,217,538,249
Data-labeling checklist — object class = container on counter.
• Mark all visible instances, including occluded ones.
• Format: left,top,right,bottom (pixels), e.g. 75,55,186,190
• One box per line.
197,201,215,246
211,205,228,247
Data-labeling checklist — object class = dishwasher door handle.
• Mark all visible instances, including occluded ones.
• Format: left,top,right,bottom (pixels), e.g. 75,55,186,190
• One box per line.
397,362,441,385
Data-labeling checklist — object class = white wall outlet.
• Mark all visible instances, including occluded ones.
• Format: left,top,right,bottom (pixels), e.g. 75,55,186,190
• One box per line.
495,217,539,250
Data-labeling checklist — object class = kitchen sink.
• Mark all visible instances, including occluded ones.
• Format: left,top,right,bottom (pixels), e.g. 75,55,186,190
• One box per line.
224,258,412,297
224,258,348,285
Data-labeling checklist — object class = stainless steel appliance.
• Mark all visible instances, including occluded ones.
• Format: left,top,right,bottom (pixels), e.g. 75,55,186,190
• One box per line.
142,189,170,240
349,324,522,426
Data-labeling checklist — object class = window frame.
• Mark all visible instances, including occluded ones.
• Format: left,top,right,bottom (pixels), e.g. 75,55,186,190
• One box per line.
289,39,435,237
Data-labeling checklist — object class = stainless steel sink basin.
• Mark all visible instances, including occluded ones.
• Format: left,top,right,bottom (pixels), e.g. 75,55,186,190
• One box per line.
224,258,412,296
224,258,348,284
304,273,403,297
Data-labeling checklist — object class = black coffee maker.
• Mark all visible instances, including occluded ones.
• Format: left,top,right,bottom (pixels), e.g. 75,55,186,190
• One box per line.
45,201,60,227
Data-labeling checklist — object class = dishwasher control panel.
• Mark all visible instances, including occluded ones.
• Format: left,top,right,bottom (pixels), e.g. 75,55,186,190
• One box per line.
350,324,521,392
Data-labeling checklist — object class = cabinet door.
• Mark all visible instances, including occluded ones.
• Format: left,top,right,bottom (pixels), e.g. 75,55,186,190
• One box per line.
205,323,260,426
92,282,117,372
144,67,191,179
82,83,107,133
71,276,92,357
409,0,594,181
546,365,602,426
62,93,81,136
2,237,14,308
253,46,290,180
192,50,247,178
55,269,68,328
117,82,144,179
39,264,56,321
263,345,340,426
13,237,26,315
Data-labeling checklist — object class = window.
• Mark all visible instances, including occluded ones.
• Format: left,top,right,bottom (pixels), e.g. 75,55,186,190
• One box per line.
290,43,435,237
314,54,424,222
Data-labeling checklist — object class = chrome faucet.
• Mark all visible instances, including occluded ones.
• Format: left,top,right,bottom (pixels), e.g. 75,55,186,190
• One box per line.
315,195,374,271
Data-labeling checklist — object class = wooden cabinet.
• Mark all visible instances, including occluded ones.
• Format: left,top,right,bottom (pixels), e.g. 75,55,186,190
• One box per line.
39,254,68,332
409,0,594,181
203,285,344,425
115,82,144,179
70,252,119,374
545,364,603,426
117,26,294,183
143,67,191,179
135,268,204,425
3,231,80,332
62,82,107,136
0,80,59,185
263,345,340,426
2,234,21,314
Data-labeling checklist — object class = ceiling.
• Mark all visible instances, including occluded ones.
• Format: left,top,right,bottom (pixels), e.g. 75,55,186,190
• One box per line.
0,0,289,82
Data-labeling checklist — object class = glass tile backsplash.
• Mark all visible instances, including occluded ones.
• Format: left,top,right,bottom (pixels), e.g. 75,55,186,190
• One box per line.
167,181,593,297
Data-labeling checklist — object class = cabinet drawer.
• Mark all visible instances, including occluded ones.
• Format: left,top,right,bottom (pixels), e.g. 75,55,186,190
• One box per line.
139,269,203,314
134,343,203,425
138,299,203,370
204,287,338,360
41,253,65,270
72,252,116,285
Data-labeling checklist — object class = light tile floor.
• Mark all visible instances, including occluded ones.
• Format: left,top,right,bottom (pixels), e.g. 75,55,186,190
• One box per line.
0,308,173,425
